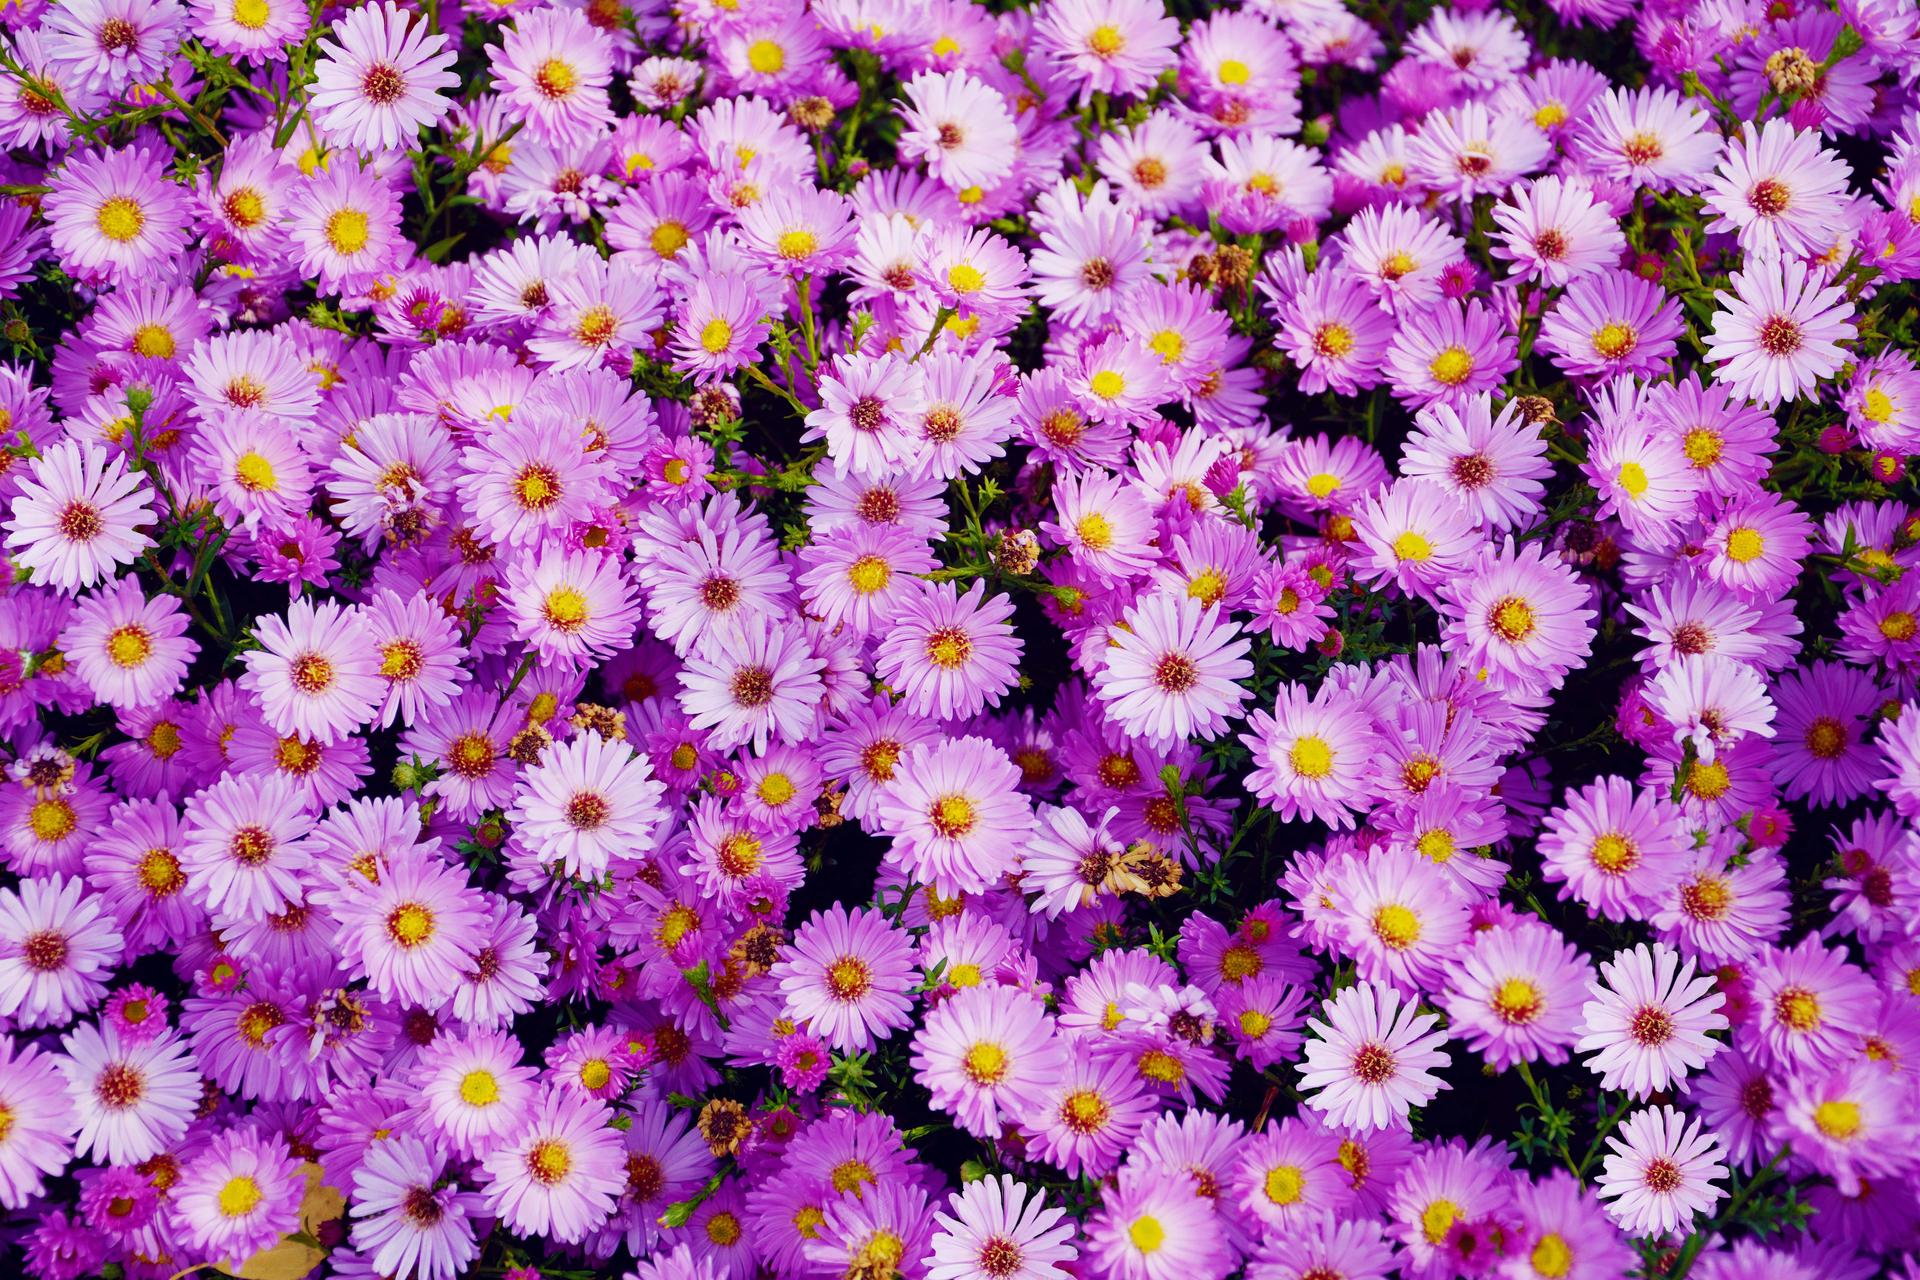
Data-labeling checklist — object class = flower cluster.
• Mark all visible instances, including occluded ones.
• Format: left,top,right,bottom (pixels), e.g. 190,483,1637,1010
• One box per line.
0,0,1918,1279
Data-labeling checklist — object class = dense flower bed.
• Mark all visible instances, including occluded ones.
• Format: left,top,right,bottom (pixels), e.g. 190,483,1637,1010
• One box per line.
0,0,1918,1278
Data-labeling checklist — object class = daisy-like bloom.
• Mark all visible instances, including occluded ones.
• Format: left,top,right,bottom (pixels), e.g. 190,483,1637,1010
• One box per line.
1646,654,1776,762
490,5,614,141
1298,981,1449,1132
1276,269,1395,396
773,905,919,1054
875,736,1033,896
0,1037,75,1210
1242,682,1379,829
0,875,122,1028
669,274,770,385
63,575,194,710
1337,203,1465,315
1768,660,1881,806
505,546,640,664
1650,847,1790,968
43,145,191,285
797,525,939,638
311,0,459,152
1490,175,1627,286
1574,86,1718,192
1203,133,1334,234
458,415,613,550
1576,942,1727,1097
479,1087,624,1245
1777,1060,1915,1198
350,1133,482,1280
1507,1168,1636,1280
678,616,826,755
912,986,1068,1141
288,162,405,289
1538,775,1689,922
507,731,665,882
1405,101,1550,204
1229,1119,1357,1229
1022,1053,1158,1179
3,439,153,593
1595,1106,1727,1237
1033,0,1182,98
1382,299,1518,411
240,597,382,745
1538,269,1683,381
334,852,487,1006
361,588,467,728
1742,936,1878,1072
173,1126,305,1263
1645,373,1778,504
1084,1165,1230,1280
180,772,316,921
1351,478,1481,603
1400,393,1550,532
1705,255,1856,407
737,186,859,280
408,1027,539,1160
57,1021,200,1166
1703,120,1851,260
1438,537,1595,691
1583,415,1699,546
927,1175,1078,1280
873,581,1021,722
804,352,925,480
1442,919,1594,1070
1700,490,1814,598
1333,846,1471,996
190,0,308,63
42,0,184,91
898,69,1017,193
1094,592,1252,752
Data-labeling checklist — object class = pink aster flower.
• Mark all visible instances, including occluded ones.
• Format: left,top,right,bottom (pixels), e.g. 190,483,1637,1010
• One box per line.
1033,0,1182,99
1577,942,1728,1097
1443,919,1594,1070
873,580,1021,722
898,70,1018,194
875,736,1033,896
1298,981,1450,1132
1020,1052,1158,1179
1276,270,1395,396
912,986,1068,1140
1595,1105,1727,1237
1438,537,1595,691
677,616,826,754
43,144,191,287
1382,299,1517,411
1085,1164,1231,1280
57,1020,199,1165
1400,393,1551,532
1538,269,1683,381
1538,775,1689,923
41,0,184,91
3,439,153,593
0,1036,75,1210
489,5,615,142
1699,491,1813,597
774,904,920,1054
1242,682,1379,829
1490,175,1627,286
172,1126,305,1263
180,772,316,921
1350,478,1481,603
505,545,641,664
1742,935,1878,1072
0,874,122,1029
1094,591,1252,752
350,1133,482,1280
506,731,666,882
478,1087,624,1245
240,597,383,745
1705,255,1856,406
288,162,405,289
1702,119,1851,260
928,1175,1078,1280
311,0,459,152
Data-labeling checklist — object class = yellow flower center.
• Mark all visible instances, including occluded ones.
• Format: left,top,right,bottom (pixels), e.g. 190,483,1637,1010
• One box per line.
1428,347,1473,385
1289,736,1333,779
218,1175,263,1218
96,197,145,243
747,39,785,73
326,209,370,255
